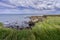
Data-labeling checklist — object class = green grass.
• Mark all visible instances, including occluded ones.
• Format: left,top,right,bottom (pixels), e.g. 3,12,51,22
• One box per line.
0,27,35,40
32,16,60,40
0,16,60,40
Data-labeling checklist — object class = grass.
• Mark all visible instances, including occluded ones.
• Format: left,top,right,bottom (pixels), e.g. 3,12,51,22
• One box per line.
32,16,60,40
0,23,35,40
0,27,35,40
0,16,60,40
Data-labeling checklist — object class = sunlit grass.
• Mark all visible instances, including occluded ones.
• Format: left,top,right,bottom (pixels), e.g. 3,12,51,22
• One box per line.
32,16,60,40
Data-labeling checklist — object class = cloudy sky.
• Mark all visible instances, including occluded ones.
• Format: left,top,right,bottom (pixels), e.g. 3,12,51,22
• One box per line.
0,0,60,14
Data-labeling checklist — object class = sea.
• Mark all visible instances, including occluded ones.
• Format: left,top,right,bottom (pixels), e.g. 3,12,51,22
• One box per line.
0,14,42,26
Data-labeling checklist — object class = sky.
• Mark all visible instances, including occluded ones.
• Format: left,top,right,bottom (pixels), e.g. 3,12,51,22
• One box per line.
0,0,60,14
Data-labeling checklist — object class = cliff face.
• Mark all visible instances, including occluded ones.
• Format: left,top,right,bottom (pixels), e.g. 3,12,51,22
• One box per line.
29,16,47,23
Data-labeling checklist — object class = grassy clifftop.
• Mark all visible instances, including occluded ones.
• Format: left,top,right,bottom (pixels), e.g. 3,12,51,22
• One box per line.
32,16,60,40
0,16,60,40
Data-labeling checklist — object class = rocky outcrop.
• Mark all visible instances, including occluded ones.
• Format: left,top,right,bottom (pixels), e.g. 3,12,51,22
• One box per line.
29,15,47,23
27,15,47,28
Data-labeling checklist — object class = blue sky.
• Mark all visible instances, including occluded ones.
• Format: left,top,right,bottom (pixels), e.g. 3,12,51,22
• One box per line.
0,0,60,14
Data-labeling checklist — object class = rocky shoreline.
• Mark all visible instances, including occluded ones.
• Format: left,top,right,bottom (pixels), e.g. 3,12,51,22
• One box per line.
3,15,47,30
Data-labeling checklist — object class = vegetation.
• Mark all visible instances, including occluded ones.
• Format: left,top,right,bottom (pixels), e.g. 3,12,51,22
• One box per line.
0,22,3,27
0,16,60,40
32,16,60,40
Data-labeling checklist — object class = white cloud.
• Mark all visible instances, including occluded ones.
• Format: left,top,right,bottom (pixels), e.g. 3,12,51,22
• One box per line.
0,0,60,14
55,3,60,8
0,2,16,8
8,0,60,10
0,8,41,14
